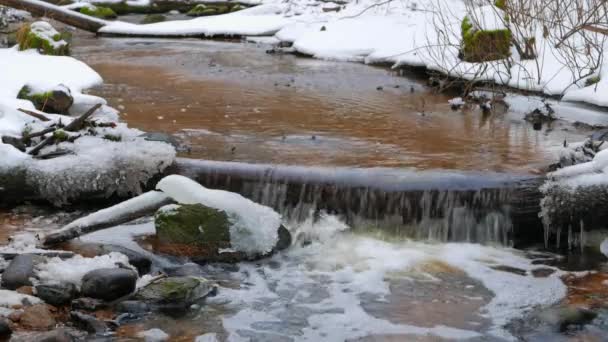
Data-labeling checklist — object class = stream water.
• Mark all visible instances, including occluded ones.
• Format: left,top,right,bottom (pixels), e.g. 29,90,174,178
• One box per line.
3,20,608,341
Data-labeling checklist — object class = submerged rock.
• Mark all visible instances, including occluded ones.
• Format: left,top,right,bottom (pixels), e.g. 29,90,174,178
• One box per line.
16,21,69,56
2,254,43,290
35,283,78,307
115,300,150,314
17,84,74,114
134,276,217,311
69,311,107,334
81,268,137,301
141,14,166,24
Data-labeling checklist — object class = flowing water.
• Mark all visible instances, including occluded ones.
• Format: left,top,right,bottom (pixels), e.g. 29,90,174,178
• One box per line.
3,21,608,341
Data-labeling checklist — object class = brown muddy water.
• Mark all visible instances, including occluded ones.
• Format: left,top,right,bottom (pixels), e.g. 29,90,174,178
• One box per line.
69,32,594,173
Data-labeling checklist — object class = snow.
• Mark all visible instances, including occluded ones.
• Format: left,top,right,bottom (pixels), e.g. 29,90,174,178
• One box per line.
546,148,608,188
138,328,169,342
100,4,289,37
35,252,131,288
0,289,41,307
156,175,282,256
27,21,68,49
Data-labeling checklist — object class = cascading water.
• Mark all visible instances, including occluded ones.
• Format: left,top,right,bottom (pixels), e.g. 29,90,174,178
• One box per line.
172,159,543,246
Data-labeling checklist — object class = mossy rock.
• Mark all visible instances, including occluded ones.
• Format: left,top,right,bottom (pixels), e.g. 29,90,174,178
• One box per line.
585,76,601,87
79,6,117,19
141,14,167,24
153,204,292,263
230,4,246,12
460,16,511,62
186,4,215,17
17,85,74,114
16,21,70,56
134,276,217,309
155,204,231,246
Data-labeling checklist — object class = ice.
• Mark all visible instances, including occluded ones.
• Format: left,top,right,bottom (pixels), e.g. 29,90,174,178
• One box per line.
138,328,169,342
35,252,132,288
156,175,281,256
195,333,219,342
26,137,176,205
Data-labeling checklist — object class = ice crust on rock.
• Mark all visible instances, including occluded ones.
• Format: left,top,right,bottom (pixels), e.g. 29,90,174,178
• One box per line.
156,175,282,256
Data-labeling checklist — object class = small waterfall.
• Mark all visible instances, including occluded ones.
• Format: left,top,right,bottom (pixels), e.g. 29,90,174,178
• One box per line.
172,159,543,246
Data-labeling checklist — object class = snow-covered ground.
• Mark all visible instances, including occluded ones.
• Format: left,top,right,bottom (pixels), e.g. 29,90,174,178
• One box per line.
0,44,176,204
95,0,608,109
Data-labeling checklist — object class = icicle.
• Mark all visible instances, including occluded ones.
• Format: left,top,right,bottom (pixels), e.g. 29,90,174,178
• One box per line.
567,225,573,250
556,226,561,248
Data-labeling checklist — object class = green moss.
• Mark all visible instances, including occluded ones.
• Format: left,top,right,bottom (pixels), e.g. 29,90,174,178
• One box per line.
230,4,246,12
494,0,506,10
155,204,231,245
141,14,167,24
461,16,511,62
585,75,601,87
17,86,53,109
16,23,70,56
53,129,69,142
79,6,117,19
103,134,122,141
187,4,213,16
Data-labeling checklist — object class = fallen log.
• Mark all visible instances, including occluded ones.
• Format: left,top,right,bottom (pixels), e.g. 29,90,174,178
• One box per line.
40,190,175,246
0,0,107,32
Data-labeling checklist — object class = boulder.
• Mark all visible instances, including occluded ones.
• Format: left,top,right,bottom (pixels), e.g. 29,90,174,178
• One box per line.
35,283,78,307
16,21,69,56
17,84,74,114
2,254,42,290
134,276,217,311
154,204,291,263
20,304,56,331
81,268,137,301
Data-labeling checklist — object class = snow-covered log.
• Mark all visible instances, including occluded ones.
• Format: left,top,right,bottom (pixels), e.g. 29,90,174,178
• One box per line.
0,0,107,32
41,191,174,246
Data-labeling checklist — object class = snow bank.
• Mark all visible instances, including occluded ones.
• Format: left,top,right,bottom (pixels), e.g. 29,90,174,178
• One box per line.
156,175,282,255
100,4,288,37
0,289,41,307
35,252,131,288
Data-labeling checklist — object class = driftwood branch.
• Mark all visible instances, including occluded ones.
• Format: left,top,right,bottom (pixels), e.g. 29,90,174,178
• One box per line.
27,104,101,155
18,108,50,122
41,191,175,246
25,126,56,140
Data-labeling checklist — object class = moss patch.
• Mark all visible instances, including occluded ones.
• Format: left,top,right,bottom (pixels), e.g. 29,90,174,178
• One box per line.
585,75,601,87
16,22,70,56
155,204,231,246
141,14,166,24
186,3,234,16
52,129,69,142
79,6,117,19
461,16,511,62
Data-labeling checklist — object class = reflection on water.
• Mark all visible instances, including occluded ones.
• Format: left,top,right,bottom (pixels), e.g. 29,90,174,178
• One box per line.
71,36,591,172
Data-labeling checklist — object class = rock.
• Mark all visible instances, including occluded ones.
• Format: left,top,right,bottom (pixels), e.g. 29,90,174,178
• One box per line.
15,286,34,296
460,14,511,62
0,319,12,340
81,268,137,301
2,254,41,290
35,283,78,307
154,204,291,263
20,304,56,330
134,276,217,311
79,5,117,19
540,306,598,332
141,14,166,24
16,21,69,56
71,297,105,311
17,84,74,114
1,136,25,152
115,300,150,314
69,311,107,334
